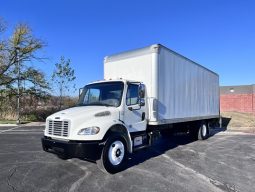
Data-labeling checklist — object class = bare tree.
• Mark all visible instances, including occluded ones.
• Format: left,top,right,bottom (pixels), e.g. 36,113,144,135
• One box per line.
0,23,45,86
0,21,49,120
52,56,76,110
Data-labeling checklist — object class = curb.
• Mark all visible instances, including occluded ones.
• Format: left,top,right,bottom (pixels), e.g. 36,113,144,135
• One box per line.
0,122,45,127
0,124,17,127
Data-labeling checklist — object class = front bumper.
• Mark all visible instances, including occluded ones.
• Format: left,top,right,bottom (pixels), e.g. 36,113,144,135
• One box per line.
41,137,104,161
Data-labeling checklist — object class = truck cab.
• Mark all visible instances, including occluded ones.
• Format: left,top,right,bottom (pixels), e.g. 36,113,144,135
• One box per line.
42,79,148,173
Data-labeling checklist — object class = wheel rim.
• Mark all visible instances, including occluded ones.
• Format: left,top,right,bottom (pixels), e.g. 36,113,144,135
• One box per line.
108,140,125,166
202,124,207,137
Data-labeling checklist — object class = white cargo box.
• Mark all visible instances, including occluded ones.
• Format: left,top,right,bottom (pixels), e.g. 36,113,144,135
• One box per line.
104,44,219,125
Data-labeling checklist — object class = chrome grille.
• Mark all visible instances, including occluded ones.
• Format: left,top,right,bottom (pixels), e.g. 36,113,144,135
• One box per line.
48,120,69,137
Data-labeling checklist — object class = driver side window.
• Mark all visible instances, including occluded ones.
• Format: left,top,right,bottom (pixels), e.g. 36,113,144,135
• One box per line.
126,84,139,106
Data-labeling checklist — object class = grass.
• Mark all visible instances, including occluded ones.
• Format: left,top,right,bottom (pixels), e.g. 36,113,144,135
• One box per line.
0,120,31,124
221,111,255,133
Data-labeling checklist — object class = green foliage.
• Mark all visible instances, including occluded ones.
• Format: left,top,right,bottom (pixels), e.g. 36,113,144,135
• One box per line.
24,108,57,121
25,114,37,121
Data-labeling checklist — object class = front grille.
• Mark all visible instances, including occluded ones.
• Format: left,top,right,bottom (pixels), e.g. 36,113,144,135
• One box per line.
48,120,69,137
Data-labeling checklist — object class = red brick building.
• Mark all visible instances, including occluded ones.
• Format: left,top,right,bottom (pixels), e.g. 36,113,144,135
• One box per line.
220,85,255,114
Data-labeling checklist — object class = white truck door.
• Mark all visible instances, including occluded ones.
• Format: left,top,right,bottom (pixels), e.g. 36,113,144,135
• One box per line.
124,83,147,132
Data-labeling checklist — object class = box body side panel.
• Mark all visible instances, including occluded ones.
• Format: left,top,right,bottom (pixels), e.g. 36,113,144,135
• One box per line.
157,48,219,122
104,44,219,124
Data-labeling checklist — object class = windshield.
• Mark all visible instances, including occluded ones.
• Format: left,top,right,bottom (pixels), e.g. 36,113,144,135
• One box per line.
77,82,124,107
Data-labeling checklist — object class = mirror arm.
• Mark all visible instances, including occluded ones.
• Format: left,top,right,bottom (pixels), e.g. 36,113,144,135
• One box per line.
128,105,142,111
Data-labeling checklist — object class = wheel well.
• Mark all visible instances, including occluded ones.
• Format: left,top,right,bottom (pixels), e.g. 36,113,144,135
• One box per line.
103,124,132,154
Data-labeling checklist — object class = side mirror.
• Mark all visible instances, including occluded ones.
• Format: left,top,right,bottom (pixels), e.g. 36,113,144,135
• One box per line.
138,84,145,98
79,88,83,99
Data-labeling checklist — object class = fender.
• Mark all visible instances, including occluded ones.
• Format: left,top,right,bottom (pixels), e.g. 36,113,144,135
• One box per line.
103,124,133,154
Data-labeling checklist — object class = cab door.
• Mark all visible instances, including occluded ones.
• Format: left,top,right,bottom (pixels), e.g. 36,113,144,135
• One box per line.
124,83,147,133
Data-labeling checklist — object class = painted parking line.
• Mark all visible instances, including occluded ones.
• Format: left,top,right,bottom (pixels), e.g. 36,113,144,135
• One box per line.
6,129,44,132
0,126,19,134
0,127,44,135
0,128,16,132
0,126,44,134
1,132,43,135
216,131,254,136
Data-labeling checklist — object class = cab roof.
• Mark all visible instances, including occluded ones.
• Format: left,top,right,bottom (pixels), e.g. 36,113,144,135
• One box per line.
87,78,142,85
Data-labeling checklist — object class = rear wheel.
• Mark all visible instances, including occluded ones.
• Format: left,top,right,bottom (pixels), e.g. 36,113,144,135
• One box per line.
198,121,209,140
97,134,127,173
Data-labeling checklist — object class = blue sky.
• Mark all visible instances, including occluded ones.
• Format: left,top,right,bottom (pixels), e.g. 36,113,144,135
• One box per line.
1,0,255,95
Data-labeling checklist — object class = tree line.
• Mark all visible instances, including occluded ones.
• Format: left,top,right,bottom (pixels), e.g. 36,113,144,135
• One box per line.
0,17,76,121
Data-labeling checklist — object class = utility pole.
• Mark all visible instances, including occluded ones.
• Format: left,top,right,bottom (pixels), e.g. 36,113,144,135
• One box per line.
16,47,20,125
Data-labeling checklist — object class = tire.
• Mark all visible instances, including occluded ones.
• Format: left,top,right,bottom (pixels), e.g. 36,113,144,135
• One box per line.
97,134,127,174
198,121,209,140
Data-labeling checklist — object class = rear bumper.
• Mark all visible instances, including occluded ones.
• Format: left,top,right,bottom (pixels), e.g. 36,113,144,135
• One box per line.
41,137,103,161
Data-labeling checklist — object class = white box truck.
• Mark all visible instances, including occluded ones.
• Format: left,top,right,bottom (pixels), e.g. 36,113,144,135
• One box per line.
42,44,219,173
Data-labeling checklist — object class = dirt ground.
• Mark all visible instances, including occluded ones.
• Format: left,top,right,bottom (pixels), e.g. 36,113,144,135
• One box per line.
221,111,255,133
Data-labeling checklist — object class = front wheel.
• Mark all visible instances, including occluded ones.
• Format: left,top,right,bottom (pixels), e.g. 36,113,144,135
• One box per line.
97,134,127,173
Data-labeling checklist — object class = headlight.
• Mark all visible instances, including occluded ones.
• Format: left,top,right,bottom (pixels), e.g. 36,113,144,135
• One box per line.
78,126,100,135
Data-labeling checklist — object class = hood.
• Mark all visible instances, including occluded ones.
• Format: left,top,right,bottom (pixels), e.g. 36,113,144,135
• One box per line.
45,105,122,140
48,106,117,120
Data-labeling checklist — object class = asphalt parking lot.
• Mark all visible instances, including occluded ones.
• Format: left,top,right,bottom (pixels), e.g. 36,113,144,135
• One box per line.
0,126,254,192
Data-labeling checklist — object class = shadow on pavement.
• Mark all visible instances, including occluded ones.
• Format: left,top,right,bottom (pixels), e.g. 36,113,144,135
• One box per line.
210,127,227,136
208,117,231,136
125,134,196,171
221,117,231,129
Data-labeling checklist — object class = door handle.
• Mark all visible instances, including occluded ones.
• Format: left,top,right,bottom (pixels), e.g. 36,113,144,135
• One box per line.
142,112,145,121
